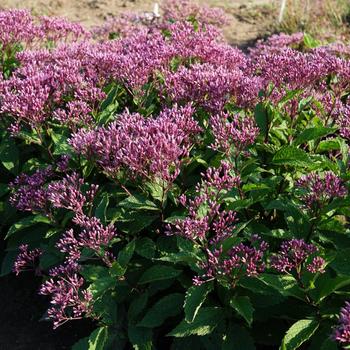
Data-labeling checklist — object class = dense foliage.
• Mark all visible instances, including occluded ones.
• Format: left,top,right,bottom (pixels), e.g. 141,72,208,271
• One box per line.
1,2,350,349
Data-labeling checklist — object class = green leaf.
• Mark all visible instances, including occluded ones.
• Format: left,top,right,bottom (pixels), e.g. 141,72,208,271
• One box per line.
330,249,350,276
128,325,153,350
0,183,9,197
138,293,184,328
294,127,336,146
95,194,109,224
138,265,181,284
272,146,310,167
280,319,319,350
254,103,268,136
128,292,149,324
135,237,156,259
258,274,304,300
118,240,136,269
303,33,320,49
320,338,338,350
72,327,109,350
0,136,19,174
88,276,116,298
230,296,254,326
184,283,213,323
168,307,224,337
222,324,255,350
119,195,159,211
312,275,350,303
81,265,109,282
5,215,51,239
51,131,72,156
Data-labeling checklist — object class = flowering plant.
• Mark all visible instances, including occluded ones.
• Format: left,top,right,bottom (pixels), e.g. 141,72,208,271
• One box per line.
1,2,350,349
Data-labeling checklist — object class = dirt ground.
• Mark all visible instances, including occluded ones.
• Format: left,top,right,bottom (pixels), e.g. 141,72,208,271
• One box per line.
0,0,278,46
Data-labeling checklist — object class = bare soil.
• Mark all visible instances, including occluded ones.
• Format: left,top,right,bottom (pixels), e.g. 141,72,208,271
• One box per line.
0,0,278,46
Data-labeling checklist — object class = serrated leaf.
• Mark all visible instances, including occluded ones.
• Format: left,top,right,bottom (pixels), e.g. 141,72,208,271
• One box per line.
168,307,224,337
5,215,51,239
138,293,184,328
273,146,310,167
258,274,304,300
230,296,254,326
184,283,213,322
280,319,319,350
138,265,181,284
294,127,336,146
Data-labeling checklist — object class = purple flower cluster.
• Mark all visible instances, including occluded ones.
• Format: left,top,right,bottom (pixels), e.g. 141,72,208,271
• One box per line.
58,214,116,266
48,172,98,214
296,172,347,210
161,0,228,28
334,301,350,345
271,239,325,275
0,9,89,50
9,166,53,213
194,236,268,286
163,63,243,112
70,104,201,183
40,262,93,328
210,112,259,156
13,244,43,275
169,161,240,243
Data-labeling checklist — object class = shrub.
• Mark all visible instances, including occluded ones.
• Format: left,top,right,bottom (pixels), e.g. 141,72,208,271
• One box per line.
1,2,350,349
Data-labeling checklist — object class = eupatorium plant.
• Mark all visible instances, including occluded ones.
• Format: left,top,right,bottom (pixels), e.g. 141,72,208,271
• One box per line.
2,3,350,350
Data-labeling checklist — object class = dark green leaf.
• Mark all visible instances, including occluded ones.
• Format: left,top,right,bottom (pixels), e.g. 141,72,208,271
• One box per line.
0,136,19,174
184,283,213,323
168,307,224,337
138,265,181,284
119,195,159,211
280,319,319,350
230,296,254,326
5,215,51,239
138,293,184,328
135,238,156,259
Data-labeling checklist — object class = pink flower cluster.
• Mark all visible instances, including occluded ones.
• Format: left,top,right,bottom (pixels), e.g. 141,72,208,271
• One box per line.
334,301,350,345
169,161,240,243
296,172,347,210
40,262,93,328
35,174,115,327
161,0,228,27
194,236,268,286
210,112,259,156
48,172,98,213
13,244,43,275
57,214,116,267
0,9,89,50
271,239,325,275
9,166,53,213
70,104,201,182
